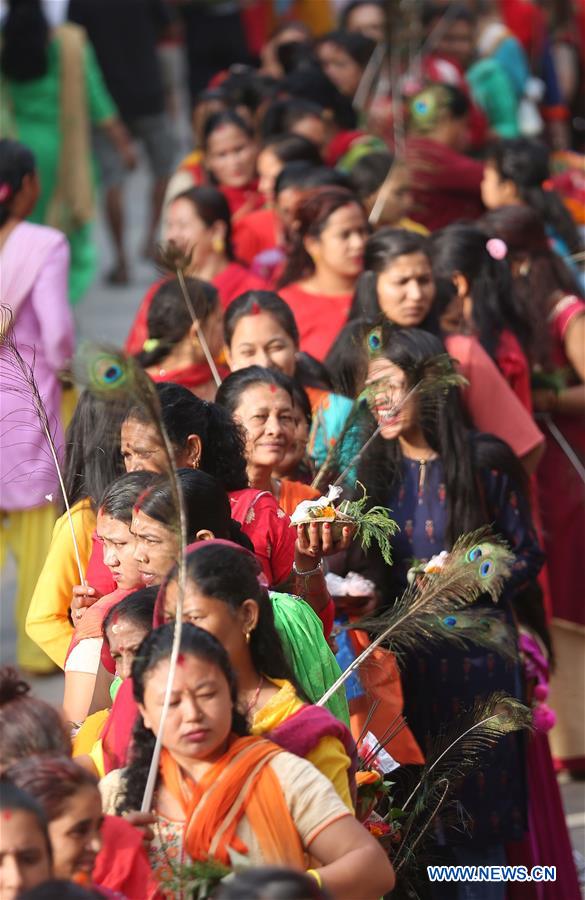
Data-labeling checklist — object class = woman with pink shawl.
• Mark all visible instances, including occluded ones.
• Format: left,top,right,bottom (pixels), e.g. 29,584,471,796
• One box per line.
0,139,74,672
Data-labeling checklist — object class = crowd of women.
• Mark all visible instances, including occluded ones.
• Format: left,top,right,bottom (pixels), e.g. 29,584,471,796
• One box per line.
1,0,584,898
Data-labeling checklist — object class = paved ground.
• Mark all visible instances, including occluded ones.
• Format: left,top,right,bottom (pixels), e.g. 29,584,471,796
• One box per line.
1,155,583,890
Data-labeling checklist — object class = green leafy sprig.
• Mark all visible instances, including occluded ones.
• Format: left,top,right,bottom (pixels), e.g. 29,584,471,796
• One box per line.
338,481,399,565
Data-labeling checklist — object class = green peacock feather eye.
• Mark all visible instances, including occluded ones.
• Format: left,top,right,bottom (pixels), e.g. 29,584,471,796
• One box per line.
466,545,483,562
90,353,130,391
479,559,495,578
367,327,382,357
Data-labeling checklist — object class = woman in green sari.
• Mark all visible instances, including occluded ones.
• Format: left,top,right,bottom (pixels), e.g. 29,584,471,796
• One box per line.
0,0,134,301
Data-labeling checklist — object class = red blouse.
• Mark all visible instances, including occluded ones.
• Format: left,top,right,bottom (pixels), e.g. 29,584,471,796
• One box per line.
278,283,353,362
125,264,267,356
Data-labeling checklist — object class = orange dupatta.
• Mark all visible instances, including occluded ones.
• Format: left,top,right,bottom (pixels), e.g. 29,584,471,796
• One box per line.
160,736,305,868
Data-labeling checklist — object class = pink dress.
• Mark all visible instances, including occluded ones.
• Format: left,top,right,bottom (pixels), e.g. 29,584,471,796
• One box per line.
0,222,74,510
445,333,543,459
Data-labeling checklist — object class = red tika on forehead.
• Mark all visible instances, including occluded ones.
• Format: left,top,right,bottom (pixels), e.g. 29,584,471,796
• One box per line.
250,301,261,315
177,653,185,667
269,383,277,393
2,811,12,820
133,487,154,516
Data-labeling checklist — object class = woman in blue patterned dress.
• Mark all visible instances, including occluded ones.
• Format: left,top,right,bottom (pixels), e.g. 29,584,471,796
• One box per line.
341,325,545,899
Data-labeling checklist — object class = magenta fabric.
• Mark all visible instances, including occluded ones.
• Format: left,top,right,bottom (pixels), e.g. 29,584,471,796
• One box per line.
267,704,358,806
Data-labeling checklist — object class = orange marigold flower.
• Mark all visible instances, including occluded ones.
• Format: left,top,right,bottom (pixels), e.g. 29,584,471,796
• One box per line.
356,769,383,787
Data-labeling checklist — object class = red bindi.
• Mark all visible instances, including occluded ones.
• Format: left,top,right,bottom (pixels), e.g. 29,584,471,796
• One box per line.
2,811,12,820
177,653,185,666
269,384,277,393
250,302,261,315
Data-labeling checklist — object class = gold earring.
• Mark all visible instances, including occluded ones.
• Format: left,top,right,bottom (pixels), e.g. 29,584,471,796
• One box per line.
192,455,200,468
245,630,251,644
212,235,225,254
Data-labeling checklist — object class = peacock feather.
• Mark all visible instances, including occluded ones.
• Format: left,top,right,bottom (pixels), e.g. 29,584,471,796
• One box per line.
317,528,515,708
157,242,222,387
394,692,532,873
0,307,84,582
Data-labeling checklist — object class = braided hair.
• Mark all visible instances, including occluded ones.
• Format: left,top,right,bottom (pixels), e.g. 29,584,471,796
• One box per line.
118,623,248,814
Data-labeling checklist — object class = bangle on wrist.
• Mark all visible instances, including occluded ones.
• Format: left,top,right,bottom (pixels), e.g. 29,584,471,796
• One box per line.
306,869,322,888
293,559,324,578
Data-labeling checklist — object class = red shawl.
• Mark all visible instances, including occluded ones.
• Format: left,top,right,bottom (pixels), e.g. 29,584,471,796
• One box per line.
229,489,295,587
93,815,160,899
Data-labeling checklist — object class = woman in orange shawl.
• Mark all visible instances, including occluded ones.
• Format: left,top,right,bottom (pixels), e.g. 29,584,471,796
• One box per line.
99,623,395,899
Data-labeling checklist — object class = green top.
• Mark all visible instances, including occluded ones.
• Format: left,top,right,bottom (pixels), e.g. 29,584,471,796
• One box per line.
270,591,351,727
467,57,520,139
2,35,116,301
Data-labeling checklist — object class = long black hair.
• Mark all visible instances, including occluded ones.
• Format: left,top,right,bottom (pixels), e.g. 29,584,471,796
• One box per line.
479,205,583,370
215,365,295,417
166,543,300,687
135,277,220,369
349,228,440,334
359,327,528,547
135,468,252,550
487,138,582,255
223,289,333,392
119,624,248,814
324,317,371,398
126,383,249,491
98,471,157,524
0,0,49,82
63,390,129,510
0,139,36,226
170,186,235,261
430,224,533,361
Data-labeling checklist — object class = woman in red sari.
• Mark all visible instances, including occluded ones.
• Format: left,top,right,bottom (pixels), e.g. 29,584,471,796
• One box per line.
278,186,368,361
135,277,227,400
125,186,265,355
100,623,395,899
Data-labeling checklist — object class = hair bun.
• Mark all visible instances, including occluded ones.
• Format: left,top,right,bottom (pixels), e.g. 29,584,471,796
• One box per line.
0,666,30,706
